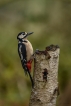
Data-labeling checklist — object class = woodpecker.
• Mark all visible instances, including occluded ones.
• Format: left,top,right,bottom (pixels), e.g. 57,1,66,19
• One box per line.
17,32,34,87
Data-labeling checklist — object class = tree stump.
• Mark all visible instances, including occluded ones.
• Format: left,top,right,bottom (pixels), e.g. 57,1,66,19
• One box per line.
29,45,60,106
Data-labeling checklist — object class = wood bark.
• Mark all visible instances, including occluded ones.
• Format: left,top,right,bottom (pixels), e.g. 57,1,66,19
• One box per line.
29,45,60,106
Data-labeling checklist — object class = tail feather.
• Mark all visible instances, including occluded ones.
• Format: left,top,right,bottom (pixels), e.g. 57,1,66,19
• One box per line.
26,68,34,88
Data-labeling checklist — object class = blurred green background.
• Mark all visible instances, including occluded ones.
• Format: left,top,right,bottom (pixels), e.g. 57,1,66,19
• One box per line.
0,0,71,106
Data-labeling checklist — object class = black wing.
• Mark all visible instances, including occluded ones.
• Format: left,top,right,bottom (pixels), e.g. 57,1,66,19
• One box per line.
18,43,26,61
18,43,27,74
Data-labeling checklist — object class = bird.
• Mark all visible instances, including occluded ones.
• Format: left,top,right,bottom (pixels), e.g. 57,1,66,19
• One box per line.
17,32,34,87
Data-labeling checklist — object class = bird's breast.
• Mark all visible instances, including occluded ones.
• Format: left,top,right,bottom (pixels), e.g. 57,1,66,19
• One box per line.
23,40,33,61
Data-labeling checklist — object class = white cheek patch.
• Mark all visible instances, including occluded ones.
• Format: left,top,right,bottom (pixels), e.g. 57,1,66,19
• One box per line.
19,34,24,39
25,32,27,35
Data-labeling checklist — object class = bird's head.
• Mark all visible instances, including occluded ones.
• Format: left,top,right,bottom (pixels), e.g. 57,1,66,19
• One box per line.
17,32,33,41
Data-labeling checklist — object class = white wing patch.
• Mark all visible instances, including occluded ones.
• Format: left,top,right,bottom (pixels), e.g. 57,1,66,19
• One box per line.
19,45,23,60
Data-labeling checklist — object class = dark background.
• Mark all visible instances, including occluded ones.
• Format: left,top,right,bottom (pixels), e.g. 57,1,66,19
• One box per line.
0,0,71,106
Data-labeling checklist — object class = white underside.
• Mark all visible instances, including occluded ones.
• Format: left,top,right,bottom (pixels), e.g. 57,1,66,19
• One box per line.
22,39,33,61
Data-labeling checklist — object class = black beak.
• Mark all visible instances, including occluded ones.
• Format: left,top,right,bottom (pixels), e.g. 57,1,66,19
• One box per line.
26,32,34,37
